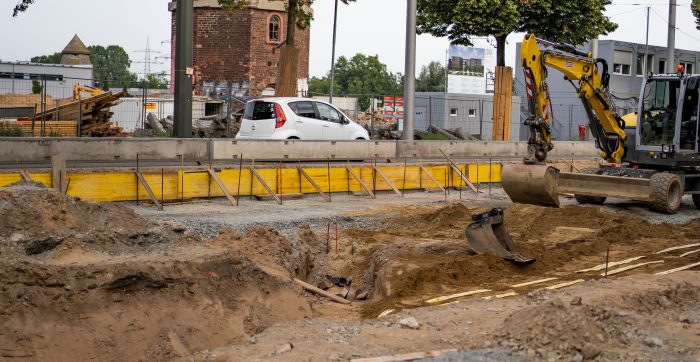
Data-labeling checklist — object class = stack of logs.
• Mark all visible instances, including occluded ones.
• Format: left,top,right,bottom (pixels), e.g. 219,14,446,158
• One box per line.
32,92,125,137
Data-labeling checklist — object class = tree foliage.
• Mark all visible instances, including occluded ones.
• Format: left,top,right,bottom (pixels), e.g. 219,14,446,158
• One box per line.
693,0,700,30
309,54,403,110
31,52,61,64
416,61,446,92
12,0,33,16
417,0,617,66
88,45,138,88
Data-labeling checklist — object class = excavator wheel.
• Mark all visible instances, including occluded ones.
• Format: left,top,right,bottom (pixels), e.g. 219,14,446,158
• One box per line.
574,168,607,205
692,194,700,209
649,172,683,214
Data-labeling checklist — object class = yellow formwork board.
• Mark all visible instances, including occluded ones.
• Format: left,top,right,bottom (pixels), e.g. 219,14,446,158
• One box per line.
0,164,502,203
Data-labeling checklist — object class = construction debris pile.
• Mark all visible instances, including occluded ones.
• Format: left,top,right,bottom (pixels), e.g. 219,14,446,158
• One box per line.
32,91,126,137
139,113,240,138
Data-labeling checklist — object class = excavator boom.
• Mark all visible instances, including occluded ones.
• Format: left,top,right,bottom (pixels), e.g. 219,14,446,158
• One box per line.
505,34,629,207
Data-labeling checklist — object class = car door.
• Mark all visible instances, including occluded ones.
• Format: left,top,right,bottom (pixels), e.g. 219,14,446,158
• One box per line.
313,102,349,140
288,101,323,140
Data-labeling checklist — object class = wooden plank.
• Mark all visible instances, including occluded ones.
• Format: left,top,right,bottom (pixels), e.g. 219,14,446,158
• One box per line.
576,256,646,273
255,193,304,201
19,169,33,182
603,260,664,276
51,155,66,193
680,249,700,258
425,289,491,304
545,279,585,290
207,168,238,206
372,166,403,197
510,277,558,288
292,278,351,305
135,170,163,211
419,165,445,192
346,166,375,198
250,167,282,205
352,349,459,362
656,243,700,254
438,149,477,192
377,309,395,318
654,261,700,275
297,167,331,202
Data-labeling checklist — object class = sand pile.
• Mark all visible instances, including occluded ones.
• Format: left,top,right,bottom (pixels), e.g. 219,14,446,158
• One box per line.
0,183,197,258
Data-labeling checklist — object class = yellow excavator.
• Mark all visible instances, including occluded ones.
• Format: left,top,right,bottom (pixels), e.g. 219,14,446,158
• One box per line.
73,83,105,101
501,34,700,214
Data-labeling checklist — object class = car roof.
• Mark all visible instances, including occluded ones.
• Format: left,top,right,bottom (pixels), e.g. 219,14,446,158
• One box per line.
249,97,326,104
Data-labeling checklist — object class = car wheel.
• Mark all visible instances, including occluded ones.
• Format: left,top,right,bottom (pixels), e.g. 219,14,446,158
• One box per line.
287,136,300,140
356,137,367,140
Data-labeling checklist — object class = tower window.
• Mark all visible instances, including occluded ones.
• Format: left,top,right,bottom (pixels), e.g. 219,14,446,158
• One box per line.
269,15,281,42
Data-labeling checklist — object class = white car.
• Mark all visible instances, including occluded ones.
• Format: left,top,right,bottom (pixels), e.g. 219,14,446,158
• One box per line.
235,97,370,140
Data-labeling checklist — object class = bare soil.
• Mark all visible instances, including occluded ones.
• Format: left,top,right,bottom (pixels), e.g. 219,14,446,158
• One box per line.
0,184,699,361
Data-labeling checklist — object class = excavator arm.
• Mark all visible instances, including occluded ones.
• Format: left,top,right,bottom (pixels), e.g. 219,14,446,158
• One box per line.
520,34,627,164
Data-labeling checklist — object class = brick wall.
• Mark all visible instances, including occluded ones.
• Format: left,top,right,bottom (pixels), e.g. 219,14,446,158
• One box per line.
171,6,310,97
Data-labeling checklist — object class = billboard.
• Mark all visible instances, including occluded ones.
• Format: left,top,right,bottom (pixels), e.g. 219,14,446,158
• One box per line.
446,45,496,95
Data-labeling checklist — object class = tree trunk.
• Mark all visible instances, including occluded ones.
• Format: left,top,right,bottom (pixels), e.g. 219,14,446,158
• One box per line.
495,34,507,67
276,0,299,97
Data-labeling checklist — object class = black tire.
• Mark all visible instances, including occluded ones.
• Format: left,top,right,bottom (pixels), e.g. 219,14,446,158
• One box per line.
287,136,300,140
356,137,367,140
574,168,607,205
649,172,683,214
692,194,700,209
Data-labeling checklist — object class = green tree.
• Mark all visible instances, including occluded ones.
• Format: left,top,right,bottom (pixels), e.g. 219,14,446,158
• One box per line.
310,54,403,110
31,80,42,94
138,72,170,89
417,0,617,66
416,61,446,92
693,0,700,30
88,45,138,89
31,52,61,64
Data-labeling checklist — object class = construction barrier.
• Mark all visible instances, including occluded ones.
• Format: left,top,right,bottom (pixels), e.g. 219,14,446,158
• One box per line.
0,163,502,203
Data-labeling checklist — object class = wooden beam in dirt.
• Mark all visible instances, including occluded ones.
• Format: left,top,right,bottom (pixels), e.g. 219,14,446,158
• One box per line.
207,168,238,206
545,279,585,290
419,165,445,192
292,278,351,305
654,261,700,275
351,349,459,362
425,289,491,304
510,277,558,288
297,166,331,202
346,166,375,198
438,149,477,192
135,170,163,211
603,260,664,276
19,169,33,182
250,167,282,205
655,243,700,254
372,166,403,197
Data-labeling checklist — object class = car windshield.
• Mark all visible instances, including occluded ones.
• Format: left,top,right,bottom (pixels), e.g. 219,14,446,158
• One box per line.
244,101,275,120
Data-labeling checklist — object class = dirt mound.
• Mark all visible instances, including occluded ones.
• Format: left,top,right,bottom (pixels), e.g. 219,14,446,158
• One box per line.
0,184,196,258
347,202,700,317
503,282,700,360
213,225,325,279
0,251,313,360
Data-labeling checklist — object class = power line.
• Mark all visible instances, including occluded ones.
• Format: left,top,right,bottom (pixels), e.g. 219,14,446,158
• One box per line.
649,7,700,43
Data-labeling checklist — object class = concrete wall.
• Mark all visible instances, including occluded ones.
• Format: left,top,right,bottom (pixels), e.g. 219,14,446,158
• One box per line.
0,138,598,163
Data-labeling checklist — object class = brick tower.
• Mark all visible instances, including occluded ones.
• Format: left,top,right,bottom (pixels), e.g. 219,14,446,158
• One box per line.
169,0,310,97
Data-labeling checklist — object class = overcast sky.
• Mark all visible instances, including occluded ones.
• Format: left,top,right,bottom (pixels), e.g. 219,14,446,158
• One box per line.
1,0,699,78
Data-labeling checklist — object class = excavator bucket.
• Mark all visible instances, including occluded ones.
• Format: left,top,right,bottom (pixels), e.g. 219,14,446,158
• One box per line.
501,164,560,207
465,208,534,264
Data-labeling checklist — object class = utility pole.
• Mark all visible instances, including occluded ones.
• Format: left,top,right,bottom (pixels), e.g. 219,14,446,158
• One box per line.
667,0,676,73
403,0,417,140
591,39,599,59
329,0,339,104
174,0,193,138
644,6,650,75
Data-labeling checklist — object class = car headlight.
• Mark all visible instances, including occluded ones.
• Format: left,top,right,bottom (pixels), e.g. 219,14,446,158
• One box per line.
662,144,675,153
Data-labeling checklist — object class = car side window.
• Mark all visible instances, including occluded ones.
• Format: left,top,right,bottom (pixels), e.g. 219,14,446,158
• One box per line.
289,101,316,118
314,102,341,123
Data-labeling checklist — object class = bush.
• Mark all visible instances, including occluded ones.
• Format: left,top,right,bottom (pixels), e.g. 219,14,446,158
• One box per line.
0,123,24,137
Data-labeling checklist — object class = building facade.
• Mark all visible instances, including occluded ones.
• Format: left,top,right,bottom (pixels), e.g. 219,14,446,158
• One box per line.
415,92,522,141
168,0,310,97
515,40,700,141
